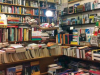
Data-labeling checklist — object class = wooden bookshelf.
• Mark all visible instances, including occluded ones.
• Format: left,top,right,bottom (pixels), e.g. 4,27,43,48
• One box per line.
0,55,62,70
40,27,59,31
68,0,81,4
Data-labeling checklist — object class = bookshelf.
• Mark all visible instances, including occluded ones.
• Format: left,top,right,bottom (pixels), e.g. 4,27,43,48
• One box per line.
0,55,62,71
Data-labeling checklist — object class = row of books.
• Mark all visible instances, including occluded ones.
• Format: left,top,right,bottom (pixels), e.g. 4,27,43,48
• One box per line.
40,17,47,23
0,61,40,75
40,1,56,9
0,43,61,63
0,28,32,42
62,13,98,25
63,0,100,15
62,46,100,61
0,27,50,42
56,27,93,45
0,5,39,15
1,0,38,7
48,61,100,75
56,33,91,45
7,15,39,24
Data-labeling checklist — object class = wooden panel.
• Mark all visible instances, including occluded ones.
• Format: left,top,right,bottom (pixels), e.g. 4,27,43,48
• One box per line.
68,0,81,4
40,27,59,31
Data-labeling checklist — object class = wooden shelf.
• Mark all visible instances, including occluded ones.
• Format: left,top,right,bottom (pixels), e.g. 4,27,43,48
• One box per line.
9,40,40,43
60,23,95,27
40,7,56,10
65,56,100,64
40,27,59,31
61,8,100,17
0,12,39,16
40,72,48,75
68,0,81,4
40,0,57,4
0,55,62,67
63,44,100,48
0,2,24,7
0,2,39,9
24,6,39,9
8,24,19,25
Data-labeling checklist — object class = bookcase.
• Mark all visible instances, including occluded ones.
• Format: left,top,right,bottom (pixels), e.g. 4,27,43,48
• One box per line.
56,0,100,74
0,0,60,43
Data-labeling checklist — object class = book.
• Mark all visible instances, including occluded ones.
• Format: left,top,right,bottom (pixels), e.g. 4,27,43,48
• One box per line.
30,61,40,75
7,67,16,75
22,63,31,75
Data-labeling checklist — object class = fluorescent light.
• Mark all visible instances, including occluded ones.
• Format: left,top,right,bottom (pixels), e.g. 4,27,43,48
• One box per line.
46,10,53,17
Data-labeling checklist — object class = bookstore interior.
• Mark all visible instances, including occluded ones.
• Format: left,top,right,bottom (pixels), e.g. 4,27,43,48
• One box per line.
1,0,100,75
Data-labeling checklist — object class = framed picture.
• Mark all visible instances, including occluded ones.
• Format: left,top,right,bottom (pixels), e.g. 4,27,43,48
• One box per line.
90,36,98,46
68,6,74,14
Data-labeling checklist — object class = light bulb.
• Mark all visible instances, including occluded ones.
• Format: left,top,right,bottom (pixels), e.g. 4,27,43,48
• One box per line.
46,10,53,17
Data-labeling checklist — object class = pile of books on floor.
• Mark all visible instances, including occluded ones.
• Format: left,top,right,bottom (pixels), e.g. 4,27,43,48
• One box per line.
48,61,100,75
61,46,100,61
0,61,40,75
0,42,61,63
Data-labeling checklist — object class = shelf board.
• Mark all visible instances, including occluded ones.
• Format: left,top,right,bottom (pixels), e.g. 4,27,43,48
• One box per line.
0,2,24,7
40,72,48,75
40,27,59,31
60,23,95,27
0,2,39,9
63,44,100,48
8,40,40,43
61,8,100,17
24,6,39,9
65,56,100,64
40,0,57,4
8,24,19,25
0,55,62,66
0,12,39,16
40,7,56,10
68,0,81,4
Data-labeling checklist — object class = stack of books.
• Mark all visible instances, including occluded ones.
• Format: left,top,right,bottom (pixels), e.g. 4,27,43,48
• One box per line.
0,43,61,64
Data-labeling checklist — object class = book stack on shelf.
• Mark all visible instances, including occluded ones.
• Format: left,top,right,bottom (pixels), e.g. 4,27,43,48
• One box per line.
48,60,100,75
0,42,61,64
0,61,40,75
